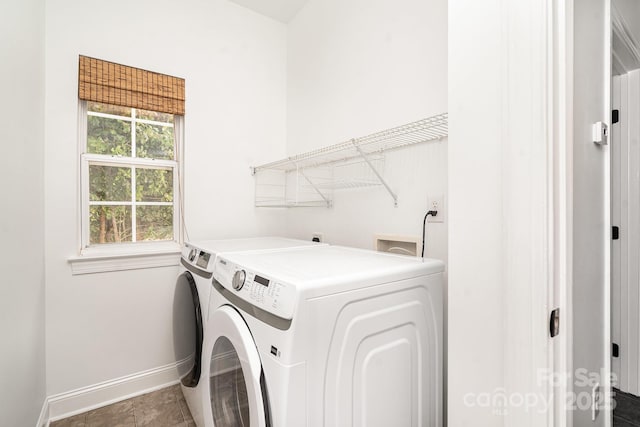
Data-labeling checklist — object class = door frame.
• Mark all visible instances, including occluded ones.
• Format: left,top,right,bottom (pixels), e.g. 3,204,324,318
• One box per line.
605,2,613,425
552,0,613,425
551,0,574,424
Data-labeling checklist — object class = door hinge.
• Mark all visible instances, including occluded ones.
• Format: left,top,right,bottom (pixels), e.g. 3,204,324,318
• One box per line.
613,109,620,124
613,343,620,358
550,308,560,338
613,226,620,240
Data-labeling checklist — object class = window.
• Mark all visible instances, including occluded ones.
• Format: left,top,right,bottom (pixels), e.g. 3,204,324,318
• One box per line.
81,101,182,248
76,56,185,254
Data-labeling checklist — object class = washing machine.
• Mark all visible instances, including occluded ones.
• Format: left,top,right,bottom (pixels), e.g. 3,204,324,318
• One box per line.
172,237,324,426
200,245,444,427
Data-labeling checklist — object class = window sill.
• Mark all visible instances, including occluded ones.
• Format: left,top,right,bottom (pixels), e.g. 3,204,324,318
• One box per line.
68,242,182,275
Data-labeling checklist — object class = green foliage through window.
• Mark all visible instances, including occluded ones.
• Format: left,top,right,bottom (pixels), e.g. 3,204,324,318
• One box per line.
86,102,176,245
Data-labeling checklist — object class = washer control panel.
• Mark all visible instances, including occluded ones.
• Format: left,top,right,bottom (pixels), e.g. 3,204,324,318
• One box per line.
213,257,296,320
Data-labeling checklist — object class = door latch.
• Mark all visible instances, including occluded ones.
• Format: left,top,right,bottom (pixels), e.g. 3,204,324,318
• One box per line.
550,308,560,338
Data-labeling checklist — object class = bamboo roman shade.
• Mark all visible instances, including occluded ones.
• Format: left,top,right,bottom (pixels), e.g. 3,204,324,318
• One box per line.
78,55,185,115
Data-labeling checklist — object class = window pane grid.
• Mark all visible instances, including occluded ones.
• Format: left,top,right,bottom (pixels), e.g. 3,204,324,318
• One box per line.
86,163,175,244
85,155,175,169
83,100,178,247
87,109,173,161
88,110,175,128
89,201,173,206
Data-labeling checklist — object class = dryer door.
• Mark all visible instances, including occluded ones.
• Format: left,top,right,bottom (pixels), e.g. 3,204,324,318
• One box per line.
173,271,203,388
208,306,270,427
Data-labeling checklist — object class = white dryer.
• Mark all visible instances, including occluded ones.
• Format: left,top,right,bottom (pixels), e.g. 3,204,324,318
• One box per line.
172,237,324,427
201,245,444,427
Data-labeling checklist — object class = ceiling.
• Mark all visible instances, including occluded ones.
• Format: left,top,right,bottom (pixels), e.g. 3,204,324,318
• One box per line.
615,0,640,43
613,0,640,75
228,0,309,23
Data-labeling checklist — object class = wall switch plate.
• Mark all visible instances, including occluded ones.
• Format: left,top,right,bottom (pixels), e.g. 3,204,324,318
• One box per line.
592,383,601,421
427,195,445,223
312,232,323,243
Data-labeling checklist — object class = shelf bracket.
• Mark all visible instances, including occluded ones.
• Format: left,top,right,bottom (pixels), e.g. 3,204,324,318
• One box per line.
352,140,398,207
292,162,332,208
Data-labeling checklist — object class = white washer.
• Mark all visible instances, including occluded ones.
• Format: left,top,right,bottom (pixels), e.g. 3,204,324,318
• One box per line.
201,245,444,427
172,237,324,427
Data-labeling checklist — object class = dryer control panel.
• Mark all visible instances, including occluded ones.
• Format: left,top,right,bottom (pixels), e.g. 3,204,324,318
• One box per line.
213,257,296,321
181,243,214,273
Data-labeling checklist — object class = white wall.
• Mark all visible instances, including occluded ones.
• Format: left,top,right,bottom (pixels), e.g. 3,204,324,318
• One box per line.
0,0,47,424
449,0,552,425
448,1,504,423
284,0,447,260
284,1,447,421
44,0,287,399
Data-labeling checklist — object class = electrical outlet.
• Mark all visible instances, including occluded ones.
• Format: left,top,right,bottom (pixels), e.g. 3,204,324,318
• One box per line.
592,383,601,421
427,195,445,223
312,232,323,243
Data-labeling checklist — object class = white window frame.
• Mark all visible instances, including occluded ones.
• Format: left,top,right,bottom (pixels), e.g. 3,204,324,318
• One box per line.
70,100,184,273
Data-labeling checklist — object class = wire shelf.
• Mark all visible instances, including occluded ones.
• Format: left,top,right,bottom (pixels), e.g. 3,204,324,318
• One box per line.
252,113,448,207
254,199,330,208
314,178,381,190
253,113,447,173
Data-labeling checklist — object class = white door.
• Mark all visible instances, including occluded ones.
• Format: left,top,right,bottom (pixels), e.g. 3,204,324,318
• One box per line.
612,69,640,396
207,306,269,427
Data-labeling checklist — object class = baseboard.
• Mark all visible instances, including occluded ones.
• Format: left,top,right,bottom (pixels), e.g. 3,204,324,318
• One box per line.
46,361,180,423
36,396,49,427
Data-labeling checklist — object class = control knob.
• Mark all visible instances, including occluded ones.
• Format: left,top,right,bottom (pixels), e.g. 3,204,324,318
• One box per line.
232,270,246,291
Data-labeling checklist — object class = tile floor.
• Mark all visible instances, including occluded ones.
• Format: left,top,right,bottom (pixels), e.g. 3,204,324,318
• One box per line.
50,385,640,426
615,389,640,427
50,384,194,427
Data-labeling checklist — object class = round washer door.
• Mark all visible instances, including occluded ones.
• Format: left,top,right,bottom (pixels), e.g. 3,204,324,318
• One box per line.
208,306,270,427
173,271,203,387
